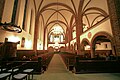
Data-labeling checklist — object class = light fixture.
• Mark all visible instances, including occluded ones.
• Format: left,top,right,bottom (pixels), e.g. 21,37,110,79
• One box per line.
53,26,63,35
0,22,22,33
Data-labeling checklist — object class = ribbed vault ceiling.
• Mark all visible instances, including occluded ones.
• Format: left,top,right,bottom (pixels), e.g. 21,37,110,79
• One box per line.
34,0,81,34
33,0,109,36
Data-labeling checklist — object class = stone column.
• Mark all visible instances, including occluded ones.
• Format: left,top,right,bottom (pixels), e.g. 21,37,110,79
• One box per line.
33,15,39,53
43,28,46,52
75,16,82,55
107,0,120,56
68,28,72,53
90,45,95,58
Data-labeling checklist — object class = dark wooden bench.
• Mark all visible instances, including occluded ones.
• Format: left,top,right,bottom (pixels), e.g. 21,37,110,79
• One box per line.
38,53,54,71
60,53,76,71
1,52,54,74
74,59,120,74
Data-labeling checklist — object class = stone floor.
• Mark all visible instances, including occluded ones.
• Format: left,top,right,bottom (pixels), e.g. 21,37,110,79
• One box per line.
32,54,120,80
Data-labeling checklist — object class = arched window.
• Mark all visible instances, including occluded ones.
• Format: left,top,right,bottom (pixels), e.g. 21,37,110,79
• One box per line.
0,0,5,22
22,0,28,30
11,0,18,23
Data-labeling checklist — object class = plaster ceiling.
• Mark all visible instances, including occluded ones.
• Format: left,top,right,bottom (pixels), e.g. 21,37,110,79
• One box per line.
33,0,109,36
34,0,80,34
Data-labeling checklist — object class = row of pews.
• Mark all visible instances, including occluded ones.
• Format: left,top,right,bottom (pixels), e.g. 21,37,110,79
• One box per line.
33,53,54,71
74,57,120,73
60,52,120,74
60,52,76,71
0,52,54,80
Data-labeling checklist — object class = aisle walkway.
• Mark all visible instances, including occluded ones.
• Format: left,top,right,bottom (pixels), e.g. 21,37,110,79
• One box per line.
36,54,76,80
34,54,120,80
43,54,68,73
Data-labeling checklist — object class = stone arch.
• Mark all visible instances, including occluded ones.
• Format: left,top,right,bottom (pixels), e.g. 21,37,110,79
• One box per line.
81,38,91,58
91,31,114,58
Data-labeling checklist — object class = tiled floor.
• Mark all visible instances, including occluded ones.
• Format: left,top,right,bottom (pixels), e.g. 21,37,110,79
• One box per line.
33,54,120,80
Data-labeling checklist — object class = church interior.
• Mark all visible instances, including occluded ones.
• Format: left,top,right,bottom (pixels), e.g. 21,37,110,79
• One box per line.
0,0,120,80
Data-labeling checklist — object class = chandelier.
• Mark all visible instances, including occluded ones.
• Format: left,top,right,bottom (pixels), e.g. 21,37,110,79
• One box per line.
52,25,63,35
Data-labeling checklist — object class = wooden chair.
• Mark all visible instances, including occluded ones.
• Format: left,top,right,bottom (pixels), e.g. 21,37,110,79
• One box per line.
12,73,27,80
0,73,11,80
7,63,28,80
0,68,7,73
23,69,34,80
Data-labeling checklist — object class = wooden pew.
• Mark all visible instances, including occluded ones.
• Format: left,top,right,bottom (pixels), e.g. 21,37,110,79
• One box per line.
38,53,54,71
60,52,76,71
74,59,120,74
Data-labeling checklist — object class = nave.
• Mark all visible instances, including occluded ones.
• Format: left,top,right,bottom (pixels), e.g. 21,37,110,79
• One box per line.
33,54,120,80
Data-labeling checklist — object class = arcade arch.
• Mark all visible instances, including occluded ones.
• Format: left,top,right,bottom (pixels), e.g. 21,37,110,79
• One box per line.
91,32,114,58
81,38,91,58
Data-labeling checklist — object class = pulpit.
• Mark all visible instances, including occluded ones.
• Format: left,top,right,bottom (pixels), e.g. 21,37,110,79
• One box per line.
0,41,18,60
